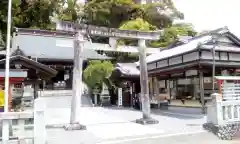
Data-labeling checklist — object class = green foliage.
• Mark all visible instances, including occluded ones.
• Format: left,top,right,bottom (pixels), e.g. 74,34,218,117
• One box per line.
118,18,157,46
120,17,157,31
57,0,83,22
0,0,81,43
83,60,114,89
150,23,197,47
83,0,183,29
0,0,57,42
118,18,196,48
83,0,196,62
143,2,184,28
0,0,198,96
83,0,142,28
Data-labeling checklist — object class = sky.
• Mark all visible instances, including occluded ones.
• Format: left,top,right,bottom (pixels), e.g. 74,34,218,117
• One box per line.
173,0,240,36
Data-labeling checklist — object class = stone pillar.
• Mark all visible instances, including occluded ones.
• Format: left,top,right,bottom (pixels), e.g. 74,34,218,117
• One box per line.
207,93,222,125
70,32,83,124
34,98,46,144
153,77,159,97
42,80,46,90
33,81,39,99
130,84,133,107
149,77,153,98
65,32,86,130
132,83,136,107
138,39,150,119
199,71,206,114
136,39,158,124
192,77,197,100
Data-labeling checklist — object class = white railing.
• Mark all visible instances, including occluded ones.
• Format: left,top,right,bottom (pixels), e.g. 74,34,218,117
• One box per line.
207,93,240,125
221,100,240,123
0,98,46,144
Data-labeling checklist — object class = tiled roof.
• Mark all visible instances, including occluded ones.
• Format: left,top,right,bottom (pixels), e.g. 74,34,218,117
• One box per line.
143,26,240,64
145,35,212,63
11,32,112,60
115,63,140,76
0,55,57,77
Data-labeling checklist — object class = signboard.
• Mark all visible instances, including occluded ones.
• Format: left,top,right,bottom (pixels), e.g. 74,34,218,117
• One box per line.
0,70,27,78
118,88,123,106
204,77,212,83
185,70,198,76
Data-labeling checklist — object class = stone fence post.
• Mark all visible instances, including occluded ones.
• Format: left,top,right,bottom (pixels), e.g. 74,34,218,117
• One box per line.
207,93,223,125
34,98,46,144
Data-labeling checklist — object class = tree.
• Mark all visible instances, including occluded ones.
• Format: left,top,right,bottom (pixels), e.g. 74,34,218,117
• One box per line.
83,1,196,93
57,0,83,22
119,18,196,48
83,0,195,49
83,0,183,28
0,0,83,44
83,60,114,90
119,17,157,45
143,2,184,29
150,23,197,47
83,0,141,28
0,0,61,43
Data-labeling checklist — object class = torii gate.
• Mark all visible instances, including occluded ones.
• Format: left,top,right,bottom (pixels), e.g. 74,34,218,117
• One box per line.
56,20,162,129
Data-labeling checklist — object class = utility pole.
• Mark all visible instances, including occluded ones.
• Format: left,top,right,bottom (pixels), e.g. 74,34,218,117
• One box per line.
56,20,162,127
3,0,12,142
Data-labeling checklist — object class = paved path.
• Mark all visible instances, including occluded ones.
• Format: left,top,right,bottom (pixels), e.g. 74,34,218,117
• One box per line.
41,93,93,108
98,107,205,135
102,132,239,144
9,95,240,144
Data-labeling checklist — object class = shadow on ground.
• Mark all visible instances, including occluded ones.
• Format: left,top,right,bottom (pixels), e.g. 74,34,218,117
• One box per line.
151,109,205,119
102,106,205,120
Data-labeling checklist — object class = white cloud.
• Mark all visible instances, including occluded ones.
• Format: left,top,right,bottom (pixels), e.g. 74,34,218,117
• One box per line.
173,0,240,36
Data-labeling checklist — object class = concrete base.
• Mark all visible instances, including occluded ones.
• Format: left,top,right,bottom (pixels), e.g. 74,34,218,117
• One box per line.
63,123,86,131
135,117,159,125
